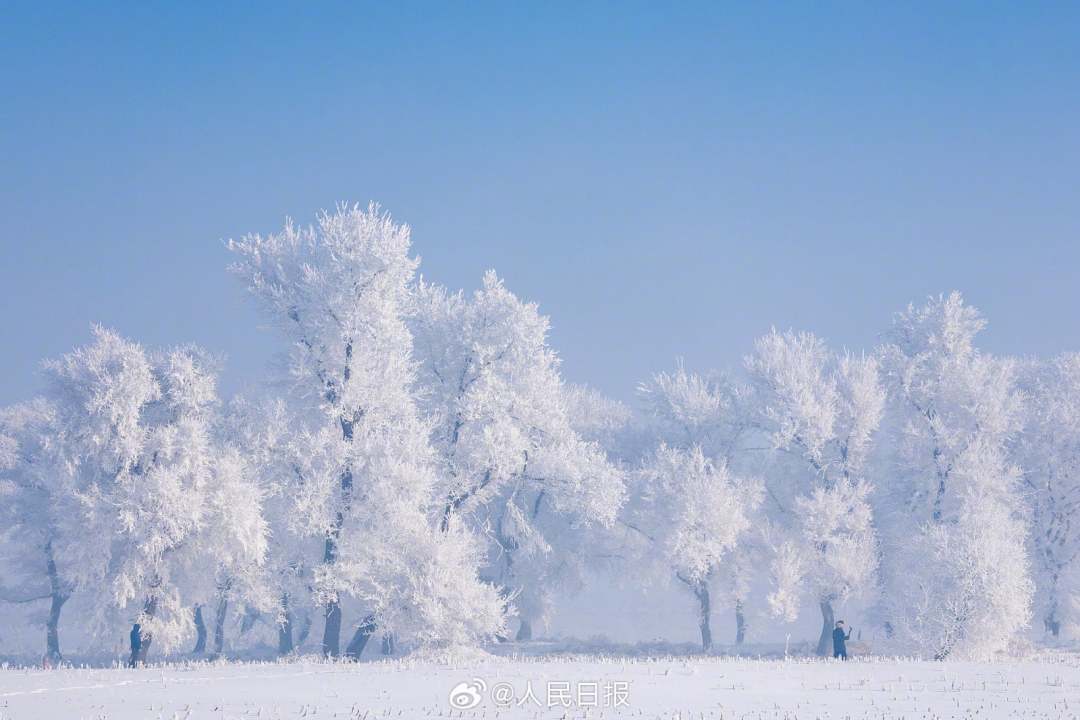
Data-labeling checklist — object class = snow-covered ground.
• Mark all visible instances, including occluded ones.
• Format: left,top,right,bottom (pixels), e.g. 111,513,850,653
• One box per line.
2,651,1078,719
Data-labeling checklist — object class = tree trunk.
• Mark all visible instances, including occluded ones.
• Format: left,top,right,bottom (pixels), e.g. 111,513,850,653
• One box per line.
816,599,835,656
322,597,342,657
516,618,533,641
278,620,294,654
933,604,970,660
44,540,67,665
212,596,228,656
344,614,377,660
320,457,353,657
320,501,345,657
317,402,358,657
278,594,294,655
45,592,67,665
695,582,712,652
136,596,158,663
239,605,259,635
297,612,312,646
192,606,207,654
929,429,949,523
734,599,747,646
932,474,946,521
1045,612,1062,638
1045,576,1062,637
381,633,395,656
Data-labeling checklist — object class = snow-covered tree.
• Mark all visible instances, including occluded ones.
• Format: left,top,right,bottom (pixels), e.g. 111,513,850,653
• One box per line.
38,327,269,658
563,384,635,460
190,436,272,657
877,292,1031,658
0,399,70,664
42,328,181,657
765,478,877,634
217,396,320,654
889,439,1031,658
745,329,883,655
411,272,625,640
1015,353,1080,639
638,362,748,458
635,362,762,645
631,443,761,650
228,204,505,655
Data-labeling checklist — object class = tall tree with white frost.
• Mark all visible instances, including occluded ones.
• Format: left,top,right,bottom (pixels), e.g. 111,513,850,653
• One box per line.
39,328,268,658
219,396,322,655
636,362,761,645
228,204,505,656
631,443,761,650
191,435,272,657
745,330,883,656
411,272,624,640
1015,354,1080,638
564,384,635,460
0,399,70,664
877,292,1031,658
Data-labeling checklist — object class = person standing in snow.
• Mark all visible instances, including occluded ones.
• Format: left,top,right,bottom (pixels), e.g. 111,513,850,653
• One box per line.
129,623,142,668
832,620,852,660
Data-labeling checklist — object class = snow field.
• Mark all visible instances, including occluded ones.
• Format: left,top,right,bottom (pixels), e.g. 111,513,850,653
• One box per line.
1,653,1078,720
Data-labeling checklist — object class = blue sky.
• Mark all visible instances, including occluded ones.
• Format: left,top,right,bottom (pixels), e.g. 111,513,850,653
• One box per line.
2,2,1078,405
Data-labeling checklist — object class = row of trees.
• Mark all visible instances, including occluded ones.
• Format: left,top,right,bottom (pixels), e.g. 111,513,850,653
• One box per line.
626,295,1053,660
1,204,1077,664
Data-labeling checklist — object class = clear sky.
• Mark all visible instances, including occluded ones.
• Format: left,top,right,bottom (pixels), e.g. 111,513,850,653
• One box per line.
2,2,1078,406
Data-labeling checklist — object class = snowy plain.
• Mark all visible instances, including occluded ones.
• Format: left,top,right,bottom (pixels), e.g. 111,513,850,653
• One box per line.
2,650,1078,720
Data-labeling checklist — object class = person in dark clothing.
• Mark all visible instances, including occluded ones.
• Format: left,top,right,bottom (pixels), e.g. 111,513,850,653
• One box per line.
832,620,852,660
129,623,142,668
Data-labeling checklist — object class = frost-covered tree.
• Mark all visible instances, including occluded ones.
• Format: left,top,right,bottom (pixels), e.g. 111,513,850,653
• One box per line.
43,328,191,657
636,362,762,645
229,204,505,656
764,479,877,640
563,384,635,460
877,292,1031,658
411,272,625,640
0,399,70,664
638,362,747,458
888,439,1030,658
1015,354,1080,639
631,444,760,650
218,396,320,655
190,439,272,657
39,327,268,658
745,330,883,655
